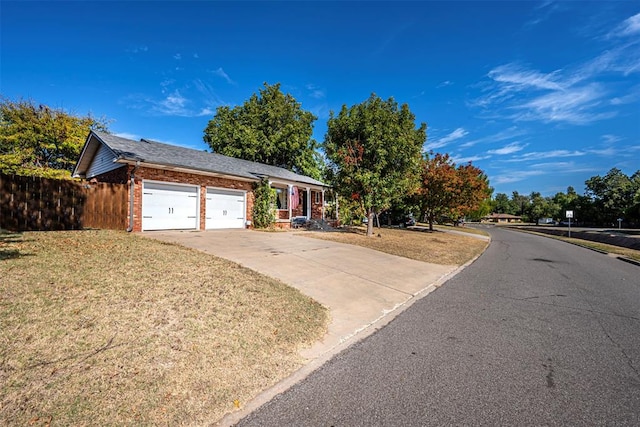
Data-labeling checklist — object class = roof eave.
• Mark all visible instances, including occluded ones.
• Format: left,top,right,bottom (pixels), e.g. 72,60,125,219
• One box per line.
115,158,258,183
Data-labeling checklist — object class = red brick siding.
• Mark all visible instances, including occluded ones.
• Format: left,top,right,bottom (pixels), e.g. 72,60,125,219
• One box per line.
94,166,254,232
90,165,129,184
277,210,289,220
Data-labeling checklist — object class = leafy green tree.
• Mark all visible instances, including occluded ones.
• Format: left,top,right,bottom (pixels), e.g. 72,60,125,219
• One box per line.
528,191,558,224
492,193,512,214
551,186,579,221
324,94,426,236
627,171,640,226
203,82,322,178
510,191,530,219
466,197,493,221
585,168,638,226
0,97,108,178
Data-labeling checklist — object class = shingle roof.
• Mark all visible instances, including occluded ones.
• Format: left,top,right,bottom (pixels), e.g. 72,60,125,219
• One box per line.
83,131,327,187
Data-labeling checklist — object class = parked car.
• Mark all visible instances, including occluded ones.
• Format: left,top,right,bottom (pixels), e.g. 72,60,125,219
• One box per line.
378,210,416,227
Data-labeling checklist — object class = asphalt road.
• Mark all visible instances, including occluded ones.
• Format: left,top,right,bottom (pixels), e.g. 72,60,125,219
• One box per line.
236,226,640,426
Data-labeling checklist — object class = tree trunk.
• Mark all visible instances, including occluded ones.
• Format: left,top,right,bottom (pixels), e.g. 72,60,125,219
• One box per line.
367,210,375,236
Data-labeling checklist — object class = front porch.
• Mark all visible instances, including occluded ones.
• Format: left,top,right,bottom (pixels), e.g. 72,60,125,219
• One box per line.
272,183,327,228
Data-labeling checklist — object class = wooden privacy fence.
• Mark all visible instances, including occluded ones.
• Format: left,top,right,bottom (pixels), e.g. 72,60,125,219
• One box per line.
0,173,128,231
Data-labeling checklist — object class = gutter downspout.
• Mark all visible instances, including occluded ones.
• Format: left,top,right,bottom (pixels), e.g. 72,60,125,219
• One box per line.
126,161,140,232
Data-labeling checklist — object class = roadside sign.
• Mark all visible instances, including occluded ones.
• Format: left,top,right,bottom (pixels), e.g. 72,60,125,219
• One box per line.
566,210,574,218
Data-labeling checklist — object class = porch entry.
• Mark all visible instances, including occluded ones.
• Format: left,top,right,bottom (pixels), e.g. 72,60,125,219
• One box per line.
301,190,308,217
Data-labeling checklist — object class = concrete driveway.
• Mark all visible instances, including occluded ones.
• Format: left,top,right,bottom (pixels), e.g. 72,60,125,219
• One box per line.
146,229,460,359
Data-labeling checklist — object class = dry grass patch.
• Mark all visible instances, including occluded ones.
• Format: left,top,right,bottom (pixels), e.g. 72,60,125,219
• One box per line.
0,230,328,426
303,226,488,265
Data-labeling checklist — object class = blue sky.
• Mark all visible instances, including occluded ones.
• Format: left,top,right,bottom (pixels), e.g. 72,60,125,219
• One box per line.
2,1,638,196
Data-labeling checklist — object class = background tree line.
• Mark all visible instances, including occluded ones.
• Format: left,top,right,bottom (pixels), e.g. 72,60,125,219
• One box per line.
492,168,640,227
4,85,636,231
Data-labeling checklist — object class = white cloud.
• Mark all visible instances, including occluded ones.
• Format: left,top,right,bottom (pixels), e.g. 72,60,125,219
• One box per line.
523,1,562,28
152,90,190,116
506,149,586,162
461,126,526,148
211,67,235,85
450,154,490,164
474,16,640,126
437,80,453,88
601,134,622,144
492,169,546,184
123,77,225,118
306,84,326,99
113,132,141,140
197,107,216,116
488,142,528,155
587,147,619,156
610,12,640,38
610,84,640,105
425,127,468,151
488,63,564,91
512,83,615,124
126,45,148,54
174,53,182,60
192,79,225,108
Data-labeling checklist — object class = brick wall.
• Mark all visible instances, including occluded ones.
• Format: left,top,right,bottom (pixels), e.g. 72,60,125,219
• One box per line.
89,165,129,184
95,165,255,232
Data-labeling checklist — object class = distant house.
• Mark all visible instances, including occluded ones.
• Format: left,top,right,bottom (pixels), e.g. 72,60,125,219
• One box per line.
72,131,329,231
482,213,522,223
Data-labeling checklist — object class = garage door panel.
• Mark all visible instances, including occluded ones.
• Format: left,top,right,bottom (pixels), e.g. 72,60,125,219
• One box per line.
142,182,199,231
206,189,245,229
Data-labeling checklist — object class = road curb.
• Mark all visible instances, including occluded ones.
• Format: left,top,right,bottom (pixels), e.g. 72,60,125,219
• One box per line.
617,256,640,267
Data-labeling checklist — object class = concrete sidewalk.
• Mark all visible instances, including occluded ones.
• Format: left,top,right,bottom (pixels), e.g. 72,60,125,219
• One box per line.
146,229,459,360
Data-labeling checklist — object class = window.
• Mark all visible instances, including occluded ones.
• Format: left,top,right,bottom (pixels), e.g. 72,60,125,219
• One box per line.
314,191,320,204
275,187,288,210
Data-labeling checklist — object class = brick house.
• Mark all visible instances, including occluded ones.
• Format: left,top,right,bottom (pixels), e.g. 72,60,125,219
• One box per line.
482,213,522,223
72,131,329,232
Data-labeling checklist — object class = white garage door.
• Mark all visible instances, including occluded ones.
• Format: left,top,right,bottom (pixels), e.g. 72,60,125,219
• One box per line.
142,181,199,231
206,188,246,229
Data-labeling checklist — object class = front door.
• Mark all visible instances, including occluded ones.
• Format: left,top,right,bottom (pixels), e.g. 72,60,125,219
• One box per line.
302,190,308,217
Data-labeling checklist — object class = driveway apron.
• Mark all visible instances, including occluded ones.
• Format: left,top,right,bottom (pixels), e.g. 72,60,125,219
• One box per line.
145,229,458,359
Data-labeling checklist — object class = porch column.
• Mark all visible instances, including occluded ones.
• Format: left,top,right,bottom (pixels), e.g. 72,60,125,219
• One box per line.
288,184,292,220
321,189,325,221
307,187,311,219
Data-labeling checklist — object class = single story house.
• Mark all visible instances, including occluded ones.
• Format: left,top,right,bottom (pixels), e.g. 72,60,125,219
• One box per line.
72,131,329,232
482,213,523,223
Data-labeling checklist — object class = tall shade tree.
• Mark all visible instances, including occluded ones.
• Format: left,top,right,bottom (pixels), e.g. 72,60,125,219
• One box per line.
324,94,426,236
415,153,491,230
415,152,459,231
492,193,512,214
203,82,322,178
453,162,492,220
585,168,639,226
0,97,108,178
